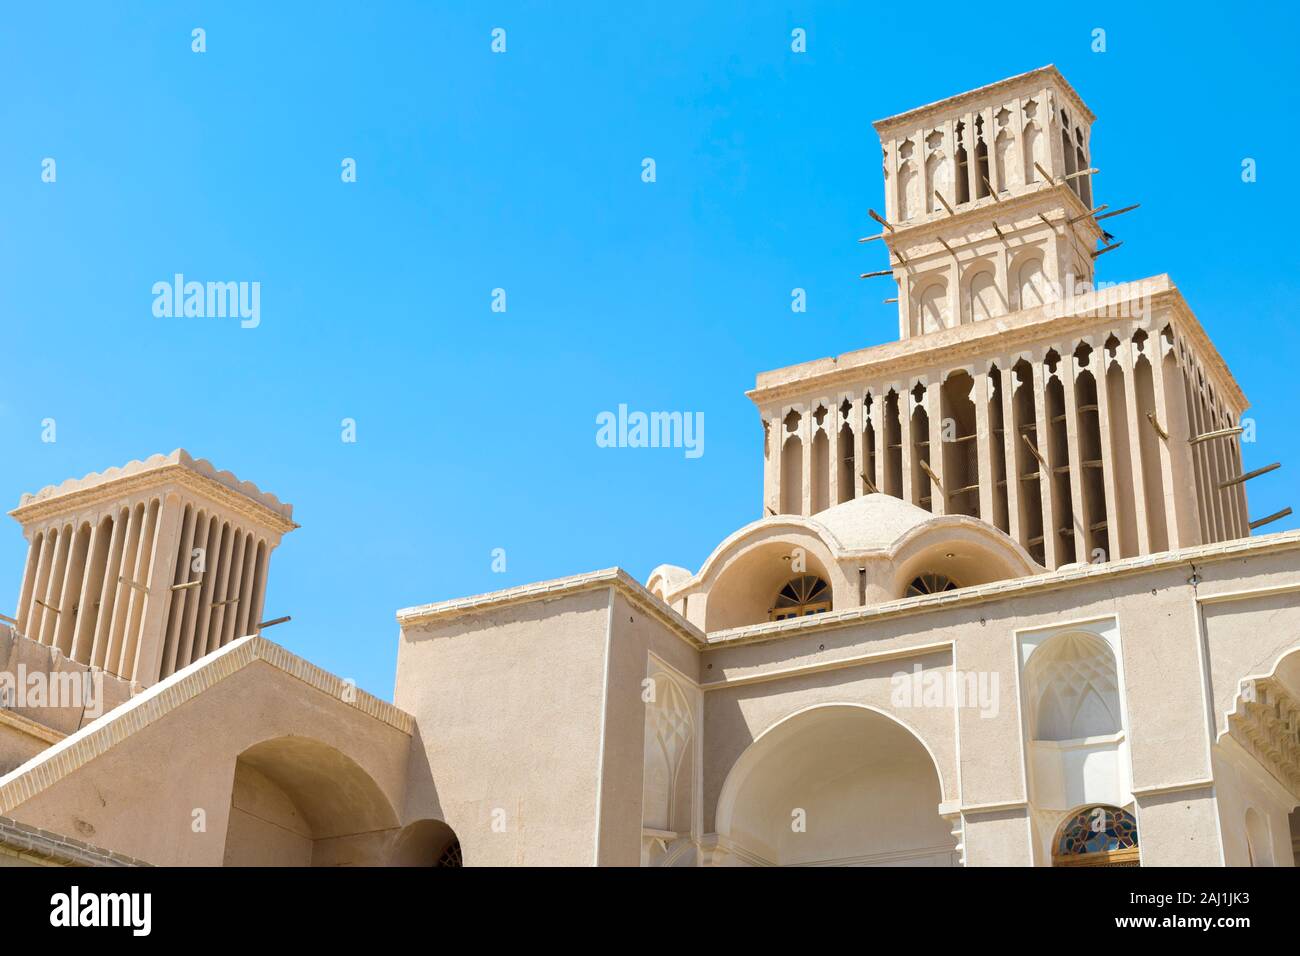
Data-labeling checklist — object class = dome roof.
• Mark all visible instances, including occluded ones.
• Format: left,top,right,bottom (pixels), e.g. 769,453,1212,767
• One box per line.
646,563,692,591
807,494,938,553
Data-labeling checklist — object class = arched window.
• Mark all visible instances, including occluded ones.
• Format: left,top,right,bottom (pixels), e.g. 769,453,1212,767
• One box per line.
1052,806,1139,866
906,572,959,597
769,575,831,621
898,160,919,221
435,838,463,867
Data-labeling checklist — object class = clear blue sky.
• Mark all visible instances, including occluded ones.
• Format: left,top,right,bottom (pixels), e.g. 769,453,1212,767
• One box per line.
2,4,1296,699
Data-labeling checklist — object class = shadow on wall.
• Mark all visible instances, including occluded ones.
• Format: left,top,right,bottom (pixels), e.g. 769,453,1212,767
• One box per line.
221,735,459,867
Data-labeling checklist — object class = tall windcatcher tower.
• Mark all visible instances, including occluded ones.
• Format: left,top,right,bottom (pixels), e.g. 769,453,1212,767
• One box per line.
8,451,297,687
752,66,1282,570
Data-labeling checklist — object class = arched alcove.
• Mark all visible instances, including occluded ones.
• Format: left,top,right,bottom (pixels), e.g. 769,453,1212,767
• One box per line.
642,672,695,835
811,428,830,514
1024,631,1121,741
222,736,399,866
700,533,841,632
966,266,1003,322
1016,254,1048,310
780,434,803,514
914,279,950,335
715,704,955,866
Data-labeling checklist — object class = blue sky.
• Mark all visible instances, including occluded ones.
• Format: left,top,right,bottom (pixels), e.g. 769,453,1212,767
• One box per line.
2,3,1296,699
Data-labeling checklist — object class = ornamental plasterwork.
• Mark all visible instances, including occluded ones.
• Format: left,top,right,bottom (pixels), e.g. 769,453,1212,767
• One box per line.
1227,677,1300,800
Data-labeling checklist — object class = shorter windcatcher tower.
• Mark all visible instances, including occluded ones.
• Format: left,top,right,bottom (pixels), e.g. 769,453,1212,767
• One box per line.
751,66,1284,570
8,451,297,687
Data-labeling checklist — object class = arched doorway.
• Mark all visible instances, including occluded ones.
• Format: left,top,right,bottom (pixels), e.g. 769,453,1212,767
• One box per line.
715,704,955,866
388,819,463,867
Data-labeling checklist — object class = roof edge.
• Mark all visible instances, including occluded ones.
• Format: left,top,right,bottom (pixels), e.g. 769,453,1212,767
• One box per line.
0,635,411,816
872,65,1095,133
397,567,707,648
11,449,297,533
747,276,1248,414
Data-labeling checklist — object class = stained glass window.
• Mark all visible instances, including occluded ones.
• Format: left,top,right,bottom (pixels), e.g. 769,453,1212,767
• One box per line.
1053,806,1139,865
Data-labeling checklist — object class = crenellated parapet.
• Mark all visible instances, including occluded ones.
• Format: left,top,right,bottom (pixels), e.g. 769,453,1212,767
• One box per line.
8,450,297,686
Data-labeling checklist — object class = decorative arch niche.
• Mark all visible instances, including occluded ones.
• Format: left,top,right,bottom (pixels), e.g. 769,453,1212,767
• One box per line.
1024,631,1121,741
914,278,950,335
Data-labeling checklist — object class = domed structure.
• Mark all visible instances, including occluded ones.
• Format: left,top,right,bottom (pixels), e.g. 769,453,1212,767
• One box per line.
650,494,1041,633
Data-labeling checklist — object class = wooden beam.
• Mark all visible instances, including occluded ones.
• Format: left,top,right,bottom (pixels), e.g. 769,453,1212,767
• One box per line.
0,612,19,626
868,208,895,232
257,616,291,631
1146,412,1169,440
918,459,944,493
1094,203,1139,222
1092,241,1123,259
858,233,886,243
1022,434,1047,468
1249,507,1293,530
1219,462,1280,490
981,177,1001,201
860,473,878,494
1068,204,1109,225
1189,425,1244,445
934,191,957,216
860,269,893,279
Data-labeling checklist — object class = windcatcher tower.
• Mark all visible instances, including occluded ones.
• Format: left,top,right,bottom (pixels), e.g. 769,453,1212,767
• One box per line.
8,451,296,687
752,67,1279,570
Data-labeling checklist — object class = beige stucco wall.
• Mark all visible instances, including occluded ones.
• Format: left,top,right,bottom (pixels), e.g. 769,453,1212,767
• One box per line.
388,539,1297,866
3,659,411,865
0,724,49,777
395,588,613,866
